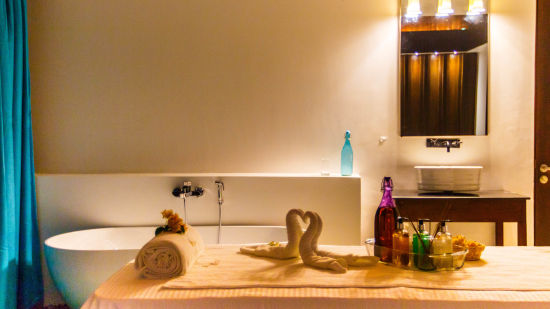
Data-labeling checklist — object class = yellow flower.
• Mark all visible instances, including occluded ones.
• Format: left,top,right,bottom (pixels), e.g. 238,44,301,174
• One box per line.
161,209,174,219
167,214,184,232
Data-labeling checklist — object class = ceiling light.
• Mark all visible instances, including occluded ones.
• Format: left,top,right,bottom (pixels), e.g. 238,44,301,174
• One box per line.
405,0,422,18
436,0,454,17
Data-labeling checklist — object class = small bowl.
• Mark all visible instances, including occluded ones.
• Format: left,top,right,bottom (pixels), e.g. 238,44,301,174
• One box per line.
364,238,467,271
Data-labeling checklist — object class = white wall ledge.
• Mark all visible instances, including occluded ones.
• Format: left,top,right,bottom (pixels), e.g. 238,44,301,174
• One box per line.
35,172,361,178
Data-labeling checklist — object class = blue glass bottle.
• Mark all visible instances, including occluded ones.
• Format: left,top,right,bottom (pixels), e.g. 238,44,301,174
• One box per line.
341,130,353,176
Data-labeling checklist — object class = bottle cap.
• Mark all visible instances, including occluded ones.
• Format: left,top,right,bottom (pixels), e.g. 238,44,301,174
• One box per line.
345,130,351,138
398,217,404,224
380,177,394,191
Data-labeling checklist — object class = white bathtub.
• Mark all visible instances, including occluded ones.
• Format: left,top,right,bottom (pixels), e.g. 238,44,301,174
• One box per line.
44,225,287,309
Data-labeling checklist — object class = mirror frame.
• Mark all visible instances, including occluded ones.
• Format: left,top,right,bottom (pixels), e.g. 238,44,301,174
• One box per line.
398,0,490,137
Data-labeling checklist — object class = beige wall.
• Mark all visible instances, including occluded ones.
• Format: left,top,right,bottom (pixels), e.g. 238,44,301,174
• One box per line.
29,0,535,244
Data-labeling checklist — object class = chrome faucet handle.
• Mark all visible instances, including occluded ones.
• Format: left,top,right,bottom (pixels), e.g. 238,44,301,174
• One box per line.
191,187,204,197
172,187,184,197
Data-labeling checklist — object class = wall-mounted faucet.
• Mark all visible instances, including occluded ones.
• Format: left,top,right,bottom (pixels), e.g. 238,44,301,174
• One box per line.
172,182,204,198
426,138,462,153
172,181,204,224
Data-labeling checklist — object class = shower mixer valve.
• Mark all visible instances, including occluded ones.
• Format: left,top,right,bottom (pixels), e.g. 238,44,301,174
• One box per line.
172,182,204,199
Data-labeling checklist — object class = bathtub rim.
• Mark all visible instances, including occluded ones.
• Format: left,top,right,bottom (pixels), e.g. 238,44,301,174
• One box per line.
44,225,287,252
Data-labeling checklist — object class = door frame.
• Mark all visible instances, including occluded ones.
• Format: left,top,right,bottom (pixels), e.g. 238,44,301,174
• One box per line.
534,0,550,245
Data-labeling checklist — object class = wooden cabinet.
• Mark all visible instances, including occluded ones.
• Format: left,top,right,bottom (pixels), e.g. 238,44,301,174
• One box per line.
393,190,529,246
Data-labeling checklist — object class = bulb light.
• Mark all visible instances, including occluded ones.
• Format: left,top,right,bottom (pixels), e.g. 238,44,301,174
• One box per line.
436,0,454,17
405,0,422,18
467,0,486,15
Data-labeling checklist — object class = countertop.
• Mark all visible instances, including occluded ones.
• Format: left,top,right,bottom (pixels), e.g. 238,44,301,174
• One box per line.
393,190,530,199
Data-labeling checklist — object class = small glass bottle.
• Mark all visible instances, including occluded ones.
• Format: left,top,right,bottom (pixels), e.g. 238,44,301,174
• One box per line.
340,130,353,176
432,221,453,270
374,177,397,263
412,219,434,270
392,217,410,267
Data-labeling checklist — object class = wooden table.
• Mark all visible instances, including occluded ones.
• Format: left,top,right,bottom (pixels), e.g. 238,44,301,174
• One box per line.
393,190,529,246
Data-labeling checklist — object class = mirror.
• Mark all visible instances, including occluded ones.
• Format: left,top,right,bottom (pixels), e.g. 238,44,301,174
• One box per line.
400,0,488,136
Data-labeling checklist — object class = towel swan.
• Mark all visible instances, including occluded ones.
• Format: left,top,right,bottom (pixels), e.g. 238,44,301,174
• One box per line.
240,209,306,259
310,212,379,267
299,211,347,273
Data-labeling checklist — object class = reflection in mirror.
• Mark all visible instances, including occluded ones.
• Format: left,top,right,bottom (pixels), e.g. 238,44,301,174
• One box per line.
400,0,488,136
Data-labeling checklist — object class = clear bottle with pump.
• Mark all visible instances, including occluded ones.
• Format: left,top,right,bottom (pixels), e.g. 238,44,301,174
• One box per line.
340,130,353,176
432,221,453,270
374,177,397,263
412,219,434,270
392,217,410,267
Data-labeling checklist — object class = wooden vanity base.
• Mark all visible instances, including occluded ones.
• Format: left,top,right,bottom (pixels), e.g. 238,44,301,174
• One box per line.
393,191,529,246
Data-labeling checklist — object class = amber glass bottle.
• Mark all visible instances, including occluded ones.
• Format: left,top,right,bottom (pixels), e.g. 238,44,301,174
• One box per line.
392,217,410,267
374,177,398,263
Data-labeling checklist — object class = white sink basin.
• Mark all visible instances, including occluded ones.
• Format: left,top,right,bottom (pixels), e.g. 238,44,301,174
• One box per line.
415,166,483,192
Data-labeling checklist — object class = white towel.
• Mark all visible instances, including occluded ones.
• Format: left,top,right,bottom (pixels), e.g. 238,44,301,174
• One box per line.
135,225,204,279
240,209,305,259
311,212,378,267
299,211,347,273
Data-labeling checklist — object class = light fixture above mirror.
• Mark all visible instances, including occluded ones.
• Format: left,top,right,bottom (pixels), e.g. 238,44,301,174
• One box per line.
436,0,454,17
406,0,422,18
468,0,486,15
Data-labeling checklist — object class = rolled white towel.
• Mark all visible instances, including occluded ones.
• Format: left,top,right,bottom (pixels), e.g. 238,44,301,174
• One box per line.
135,225,204,279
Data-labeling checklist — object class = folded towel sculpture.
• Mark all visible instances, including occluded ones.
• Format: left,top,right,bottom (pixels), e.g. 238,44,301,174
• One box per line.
240,209,305,259
240,209,379,273
135,225,205,279
299,211,348,273
309,211,378,267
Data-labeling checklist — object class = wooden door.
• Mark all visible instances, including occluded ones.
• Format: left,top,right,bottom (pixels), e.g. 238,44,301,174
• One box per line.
535,0,550,245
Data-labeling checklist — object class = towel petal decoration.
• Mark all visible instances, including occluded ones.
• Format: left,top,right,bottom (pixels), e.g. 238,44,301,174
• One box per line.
240,209,306,259
312,212,379,267
299,211,347,273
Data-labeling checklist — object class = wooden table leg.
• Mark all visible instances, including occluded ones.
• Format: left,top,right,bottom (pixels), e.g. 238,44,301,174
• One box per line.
495,221,504,246
518,220,527,246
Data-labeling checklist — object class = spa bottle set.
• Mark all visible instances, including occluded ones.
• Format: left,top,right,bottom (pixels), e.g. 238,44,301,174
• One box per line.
373,177,463,271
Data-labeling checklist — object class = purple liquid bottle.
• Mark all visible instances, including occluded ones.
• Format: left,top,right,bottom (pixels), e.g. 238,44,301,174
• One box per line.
374,177,398,263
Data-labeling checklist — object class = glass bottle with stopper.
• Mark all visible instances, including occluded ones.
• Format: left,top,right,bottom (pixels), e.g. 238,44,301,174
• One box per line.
374,177,397,263
340,130,353,176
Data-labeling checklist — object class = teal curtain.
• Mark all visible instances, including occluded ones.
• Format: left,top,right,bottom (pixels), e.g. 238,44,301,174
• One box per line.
0,0,44,308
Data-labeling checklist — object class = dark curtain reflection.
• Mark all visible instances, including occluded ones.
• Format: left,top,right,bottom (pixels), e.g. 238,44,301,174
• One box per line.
401,53,478,136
